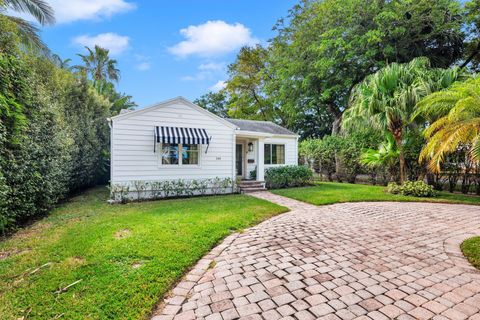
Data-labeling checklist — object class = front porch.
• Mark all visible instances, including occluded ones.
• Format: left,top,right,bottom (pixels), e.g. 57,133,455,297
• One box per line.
235,135,265,182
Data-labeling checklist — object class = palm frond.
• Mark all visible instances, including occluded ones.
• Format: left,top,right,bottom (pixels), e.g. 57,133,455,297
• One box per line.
3,15,49,54
471,136,480,162
4,0,55,25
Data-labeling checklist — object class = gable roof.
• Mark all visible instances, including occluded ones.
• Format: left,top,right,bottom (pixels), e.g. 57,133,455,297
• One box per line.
108,96,237,129
226,119,297,136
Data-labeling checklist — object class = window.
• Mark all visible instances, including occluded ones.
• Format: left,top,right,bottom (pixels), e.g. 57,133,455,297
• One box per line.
264,144,285,165
182,144,199,165
161,144,199,166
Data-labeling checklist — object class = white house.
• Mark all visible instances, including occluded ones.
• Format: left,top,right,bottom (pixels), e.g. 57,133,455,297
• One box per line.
107,97,298,199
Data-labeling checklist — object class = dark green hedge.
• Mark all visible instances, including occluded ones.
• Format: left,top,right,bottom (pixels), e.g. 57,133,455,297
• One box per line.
265,165,313,189
0,21,112,232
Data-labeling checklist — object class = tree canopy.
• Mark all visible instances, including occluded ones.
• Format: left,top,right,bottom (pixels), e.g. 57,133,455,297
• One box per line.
223,0,467,136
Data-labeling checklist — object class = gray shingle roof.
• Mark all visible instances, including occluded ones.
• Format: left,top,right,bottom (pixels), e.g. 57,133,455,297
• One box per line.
226,119,297,136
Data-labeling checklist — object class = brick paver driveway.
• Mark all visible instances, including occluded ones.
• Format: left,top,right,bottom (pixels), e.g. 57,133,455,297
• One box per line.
153,192,480,320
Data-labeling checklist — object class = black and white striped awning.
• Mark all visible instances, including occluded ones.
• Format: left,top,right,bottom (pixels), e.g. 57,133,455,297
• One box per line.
155,126,210,145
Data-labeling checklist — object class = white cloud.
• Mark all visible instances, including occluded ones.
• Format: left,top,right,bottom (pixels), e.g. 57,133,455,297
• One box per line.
168,20,259,58
181,61,226,81
198,62,226,72
210,80,227,92
50,0,135,23
73,33,130,55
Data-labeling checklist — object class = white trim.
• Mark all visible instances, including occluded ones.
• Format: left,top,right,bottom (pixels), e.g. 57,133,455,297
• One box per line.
235,130,299,138
231,133,236,183
109,119,114,186
264,143,286,165
257,138,265,181
110,96,238,130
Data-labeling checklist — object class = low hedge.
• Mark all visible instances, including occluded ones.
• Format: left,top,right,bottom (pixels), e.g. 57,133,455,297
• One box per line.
265,165,313,189
387,180,435,197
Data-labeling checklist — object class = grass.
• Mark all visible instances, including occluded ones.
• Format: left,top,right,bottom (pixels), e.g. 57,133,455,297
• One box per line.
0,187,287,319
272,182,480,206
461,237,480,270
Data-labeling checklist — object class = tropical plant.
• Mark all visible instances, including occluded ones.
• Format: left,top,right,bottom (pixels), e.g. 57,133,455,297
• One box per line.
98,81,136,113
387,181,435,197
0,0,55,51
415,77,480,172
75,45,120,90
259,0,465,135
361,133,400,182
51,53,72,70
344,57,460,182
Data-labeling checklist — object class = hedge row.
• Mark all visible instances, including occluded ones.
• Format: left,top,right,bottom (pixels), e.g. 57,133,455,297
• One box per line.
0,21,112,232
265,165,313,189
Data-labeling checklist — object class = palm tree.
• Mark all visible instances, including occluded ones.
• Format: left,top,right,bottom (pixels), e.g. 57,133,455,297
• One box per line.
361,133,400,182
98,81,136,114
343,57,460,182
414,77,480,172
0,0,55,51
75,46,120,89
51,53,72,70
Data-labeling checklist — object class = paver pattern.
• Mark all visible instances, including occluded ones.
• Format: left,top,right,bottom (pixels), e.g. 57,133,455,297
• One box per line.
152,192,480,320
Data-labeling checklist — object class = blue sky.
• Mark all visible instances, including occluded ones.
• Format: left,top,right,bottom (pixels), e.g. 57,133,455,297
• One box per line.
34,0,297,107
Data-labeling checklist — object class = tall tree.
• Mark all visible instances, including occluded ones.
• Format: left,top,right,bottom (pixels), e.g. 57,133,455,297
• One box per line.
75,45,120,90
0,0,55,51
343,58,461,182
461,0,480,70
225,45,277,121
225,44,332,139
97,81,136,114
51,53,72,70
264,0,465,135
194,91,229,118
415,77,480,172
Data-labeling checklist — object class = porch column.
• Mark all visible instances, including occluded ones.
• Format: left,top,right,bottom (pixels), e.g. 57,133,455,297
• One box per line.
257,138,265,181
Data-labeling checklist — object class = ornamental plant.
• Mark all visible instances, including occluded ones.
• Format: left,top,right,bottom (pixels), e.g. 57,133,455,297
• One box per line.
387,181,435,197
265,165,313,189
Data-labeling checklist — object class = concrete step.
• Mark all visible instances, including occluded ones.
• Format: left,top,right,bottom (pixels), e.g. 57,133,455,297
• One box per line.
238,180,265,186
240,187,267,193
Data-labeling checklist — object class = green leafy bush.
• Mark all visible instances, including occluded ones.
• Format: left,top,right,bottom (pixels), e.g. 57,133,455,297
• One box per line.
299,137,337,180
300,129,382,183
110,177,237,202
387,181,435,197
265,165,313,189
0,22,122,233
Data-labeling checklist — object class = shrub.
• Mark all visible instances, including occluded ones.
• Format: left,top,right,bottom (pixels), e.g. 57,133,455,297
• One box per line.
387,181,435,197
110,177,236,202
386,182,402,194
265,165,313,189
0,51,117,232
299,137,336,180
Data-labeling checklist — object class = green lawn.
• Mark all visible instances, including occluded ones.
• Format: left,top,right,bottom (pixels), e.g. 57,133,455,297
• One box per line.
461,236,480,270
0,187,287,319
272,182,480,206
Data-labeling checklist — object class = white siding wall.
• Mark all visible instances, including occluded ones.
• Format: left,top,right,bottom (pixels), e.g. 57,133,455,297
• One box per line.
111,101,235,184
